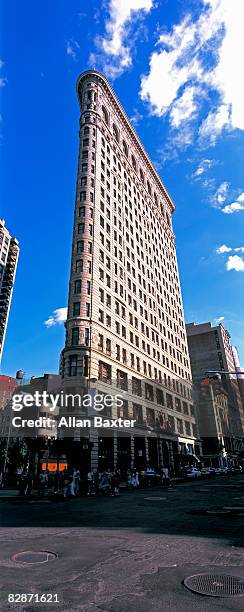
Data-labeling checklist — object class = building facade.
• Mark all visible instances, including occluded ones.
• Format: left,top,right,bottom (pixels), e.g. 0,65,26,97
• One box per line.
0,375,16,411
0,219,19,364
187,322,244,465
232,346,244,413
60,70,200,474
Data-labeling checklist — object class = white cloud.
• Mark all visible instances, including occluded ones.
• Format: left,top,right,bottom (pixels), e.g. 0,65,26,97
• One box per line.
95,0,154,77
214,316,225,324
216,244,232,254
0,77,7,88
199,104,230,145
222,201,244,214
226,255,244,272
140,0,244,144
193,158,214,178
212,181,229,207
0,59,4,69
217,244,244,254
170,86,199,128
44,307,67,328
222,202,244,214
66,40,80,61
130,109,143,126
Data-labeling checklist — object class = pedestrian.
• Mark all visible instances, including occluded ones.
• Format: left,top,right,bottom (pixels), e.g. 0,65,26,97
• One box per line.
131,470,139,488
74,468,80,496
162,466,170,488
87,470,94,495
111,470,120,496
98,471,111,495
70,471,76,497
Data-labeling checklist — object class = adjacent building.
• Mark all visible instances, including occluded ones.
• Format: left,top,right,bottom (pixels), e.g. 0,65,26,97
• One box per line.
186,322,244,466
232,346,244,413
60,69,201,475
0,374,16,411
0,219,19,364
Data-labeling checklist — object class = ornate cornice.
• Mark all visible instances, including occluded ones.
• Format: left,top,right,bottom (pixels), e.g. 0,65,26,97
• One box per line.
76,70,175,213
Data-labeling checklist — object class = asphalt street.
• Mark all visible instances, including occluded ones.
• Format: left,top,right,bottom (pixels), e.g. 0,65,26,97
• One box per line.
0,476,244,611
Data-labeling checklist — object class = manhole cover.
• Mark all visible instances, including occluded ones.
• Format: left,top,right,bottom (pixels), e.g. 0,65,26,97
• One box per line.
183,573,244,597
12,551,57,564
144,496,166,501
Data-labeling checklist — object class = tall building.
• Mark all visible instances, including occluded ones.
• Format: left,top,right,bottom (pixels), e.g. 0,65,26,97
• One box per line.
232,346,244,412
0,219,19,364
0,374,16,411
60,70,200,474
186,322,244,465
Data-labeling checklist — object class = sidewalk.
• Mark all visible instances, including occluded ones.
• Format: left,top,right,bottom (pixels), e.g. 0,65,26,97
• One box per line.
0,488,19,498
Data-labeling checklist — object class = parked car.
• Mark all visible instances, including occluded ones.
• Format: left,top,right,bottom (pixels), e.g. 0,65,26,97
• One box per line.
215,467,228,475
201,467,216,477
186,467,202,479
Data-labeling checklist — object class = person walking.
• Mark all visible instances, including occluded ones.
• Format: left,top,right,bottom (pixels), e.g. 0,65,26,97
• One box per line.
87,470,94,496
162,466,170,488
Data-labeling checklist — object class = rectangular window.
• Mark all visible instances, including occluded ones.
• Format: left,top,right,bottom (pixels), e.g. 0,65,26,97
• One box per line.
74,280,81,294
75,259,83,273
85,328,90,346
77,241,84,253
145,383,154,402
69,355,77,377
71,328,79,345
78,223,85,234
98,361,112,384
117,369,128,390
122,348,127,364
132,377,142,397
73,302,80,316
86,303,91,317
98,334,104,351
99,288,104,303
156,388,164,406
98,309,104,323
106,338,111,355
133,403,143,425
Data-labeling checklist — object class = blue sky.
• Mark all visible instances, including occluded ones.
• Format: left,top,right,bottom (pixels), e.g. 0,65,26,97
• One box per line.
1,0,244,377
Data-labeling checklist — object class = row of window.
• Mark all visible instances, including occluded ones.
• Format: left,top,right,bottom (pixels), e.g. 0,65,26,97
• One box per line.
97,328,188,379
98,360,192,406
99,111,171,225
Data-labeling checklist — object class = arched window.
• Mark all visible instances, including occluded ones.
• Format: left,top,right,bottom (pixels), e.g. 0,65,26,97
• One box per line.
140,169,144,184
113,123,119,143
147,180,152,196
102,105,109,126
131,155,137,171
122,140,128,158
